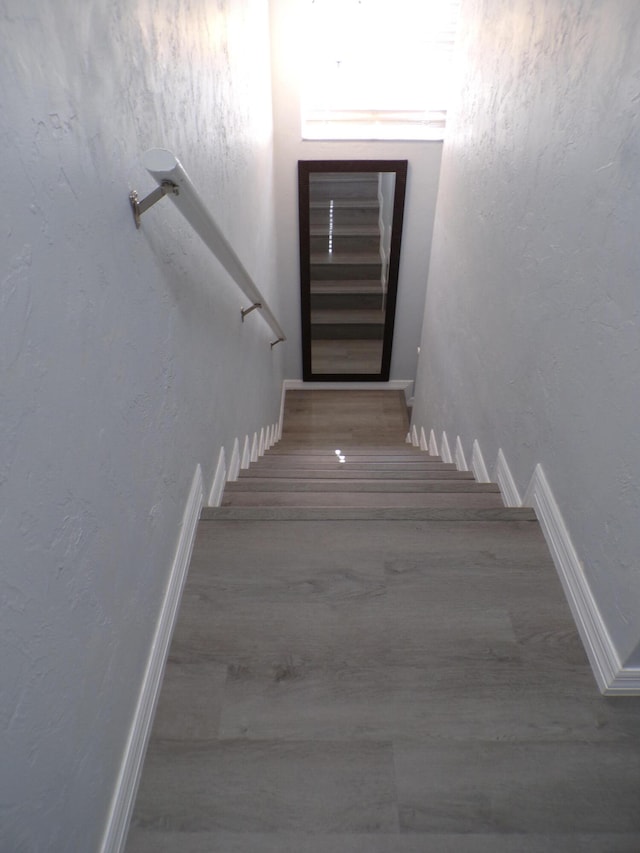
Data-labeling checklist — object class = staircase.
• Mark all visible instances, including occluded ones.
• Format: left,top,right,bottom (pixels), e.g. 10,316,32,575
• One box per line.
309,174,386,373
221,438,504,512
126,390,640,850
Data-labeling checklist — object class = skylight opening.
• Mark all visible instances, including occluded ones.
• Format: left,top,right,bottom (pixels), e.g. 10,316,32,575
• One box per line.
301,0,460,141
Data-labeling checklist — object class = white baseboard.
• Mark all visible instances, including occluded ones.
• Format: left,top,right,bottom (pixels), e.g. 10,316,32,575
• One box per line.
440,431,453,464
428,429,438,457
455,436,468,472
523,465,640,695
282,378,414,403
208,447,226,507
99,464,204,853
210,417,281,508
278,383,287,440
405,427,640,694
471,439,490,483
419,427,428,452
250,432,259,463
410,424,419,447
228,437,240,482
241,435,251,469
493,448,522,507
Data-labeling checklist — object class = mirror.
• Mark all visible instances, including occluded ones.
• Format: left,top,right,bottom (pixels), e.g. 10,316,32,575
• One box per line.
298,160,408,380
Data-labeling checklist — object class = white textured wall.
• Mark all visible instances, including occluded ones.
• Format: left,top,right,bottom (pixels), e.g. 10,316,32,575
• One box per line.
0,1,283,849
413,0,640,664
269,0,442,382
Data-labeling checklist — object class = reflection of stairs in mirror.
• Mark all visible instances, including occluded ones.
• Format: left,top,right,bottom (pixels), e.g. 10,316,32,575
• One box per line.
309,174,385,374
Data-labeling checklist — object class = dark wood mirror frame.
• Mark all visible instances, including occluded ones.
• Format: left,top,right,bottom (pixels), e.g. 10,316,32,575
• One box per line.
298,159,408,381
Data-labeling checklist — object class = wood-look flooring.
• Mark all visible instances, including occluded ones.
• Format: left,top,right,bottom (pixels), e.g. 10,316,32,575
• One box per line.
126,391,640,852
311,339,384,374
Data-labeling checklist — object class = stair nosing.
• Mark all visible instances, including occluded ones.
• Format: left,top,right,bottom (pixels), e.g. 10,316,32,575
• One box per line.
202,506,537,521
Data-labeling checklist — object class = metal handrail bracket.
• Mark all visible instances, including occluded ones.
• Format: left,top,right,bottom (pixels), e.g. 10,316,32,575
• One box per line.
241,302,262,321
129,149,286,344
129,181,179,229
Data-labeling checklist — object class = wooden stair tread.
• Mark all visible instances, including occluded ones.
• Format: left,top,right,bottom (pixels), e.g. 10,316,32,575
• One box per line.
256,450,442,458
250,464,457,471
203,506,537,521
310,199,379,209
221,492,505,508
310,280,383,293
310,173,379,181
310,226,381,237
311,309,385,325
272,447,427,452
270,445,433,454
238,469,475,480
225,480,500,493
253,460,450,471
252,457,451,463
310,252,382,265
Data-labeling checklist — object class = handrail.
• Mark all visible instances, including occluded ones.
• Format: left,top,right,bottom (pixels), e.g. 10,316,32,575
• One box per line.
129,148,286,347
